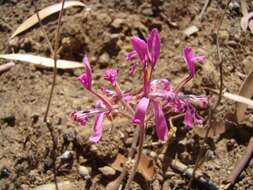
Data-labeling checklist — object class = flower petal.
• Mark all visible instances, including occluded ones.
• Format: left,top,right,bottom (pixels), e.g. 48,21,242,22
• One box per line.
152,100,168,141
89,112,105,143
131,36,148,63
147,28,160,67
183,48,205,79
151,79,171,93
183,106,194,128
78,56,92,90
132,97,150,125
71,111,88,126
104,68,118,86
183,105,203,128
127,50,138,61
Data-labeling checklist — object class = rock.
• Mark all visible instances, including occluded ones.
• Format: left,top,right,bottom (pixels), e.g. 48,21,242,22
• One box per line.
219,30,229,42
226,139,237,151
96,13,112,26
98,53,110,68
162,179,171,190
58,151,73,161
111,18,125,29
78,166,91,179
165,170,175,177
33,181,74,190
98,166,116,176
183,25,199,37
142,8,153,16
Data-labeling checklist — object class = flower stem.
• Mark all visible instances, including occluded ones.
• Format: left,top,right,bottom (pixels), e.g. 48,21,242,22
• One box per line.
106,128,140,190
124,124,145,190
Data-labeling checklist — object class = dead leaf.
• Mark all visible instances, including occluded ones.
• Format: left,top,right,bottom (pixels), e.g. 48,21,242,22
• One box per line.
111,153,155,181
10,1,87,39
235,68,253,122
0,54,83,69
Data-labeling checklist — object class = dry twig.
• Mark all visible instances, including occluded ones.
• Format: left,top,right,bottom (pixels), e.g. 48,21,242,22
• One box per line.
44,0,66,122
172,160,219,190
188,0,232,188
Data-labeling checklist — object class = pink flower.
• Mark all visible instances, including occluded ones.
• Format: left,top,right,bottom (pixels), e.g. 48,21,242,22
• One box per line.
104,68,118,86
78,56,92,90
132,97,150,125
71,101,108,143
132,80,171,141
132,96,169,141
183,48,205,79
152,100,168,141
183,105,203,128
128,28,161,68
71,111,89,126
89,101,106,143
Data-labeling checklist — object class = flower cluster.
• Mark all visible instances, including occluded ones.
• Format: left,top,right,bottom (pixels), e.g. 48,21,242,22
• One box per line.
71,28,207,143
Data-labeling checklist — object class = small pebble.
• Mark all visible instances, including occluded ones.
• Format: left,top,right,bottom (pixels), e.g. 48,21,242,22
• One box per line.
227,139,237,151
98,166,116,176
149,151,157,158
165,170,175,177
33,181,74,190
78,166,91,179
58,151,73,161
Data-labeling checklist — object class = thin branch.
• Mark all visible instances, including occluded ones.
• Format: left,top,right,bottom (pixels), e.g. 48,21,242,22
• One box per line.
213,0,232,111
198,0,212,21
44,0,66,122
125,124,145,190
172,160,219,190
188,0,232,188
31,0,54,55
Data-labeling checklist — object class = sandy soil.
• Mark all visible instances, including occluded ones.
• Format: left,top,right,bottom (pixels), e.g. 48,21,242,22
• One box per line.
0,0,253,189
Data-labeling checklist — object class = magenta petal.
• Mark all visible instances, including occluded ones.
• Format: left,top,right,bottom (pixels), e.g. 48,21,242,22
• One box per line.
71,111,88,126
151,79,171,92
183,48,195,78
152,100,168,141
104,68,118,86
78,56,92,90
127,50,138,61
89,112,105,143
131,36,148,63
132,97,150,125
147,28,160,66
183,48,205,79
183,107,193,128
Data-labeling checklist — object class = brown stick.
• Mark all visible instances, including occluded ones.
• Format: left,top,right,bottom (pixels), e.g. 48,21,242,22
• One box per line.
44,0,66,122
0,62,15,74
198,0,211,21
172,160,219,190
124,124,145,190
225,136,253,189
31,0,54,55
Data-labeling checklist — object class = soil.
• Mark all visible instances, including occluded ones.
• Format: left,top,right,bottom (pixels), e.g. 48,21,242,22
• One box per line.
0,0,253,190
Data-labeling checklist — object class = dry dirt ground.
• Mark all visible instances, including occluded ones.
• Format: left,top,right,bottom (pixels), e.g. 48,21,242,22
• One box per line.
0,0,253,190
